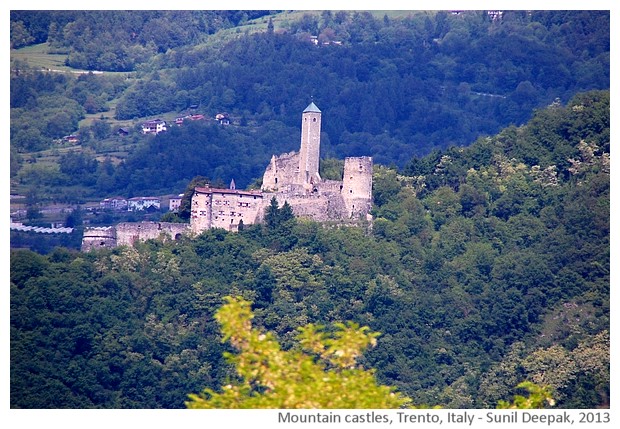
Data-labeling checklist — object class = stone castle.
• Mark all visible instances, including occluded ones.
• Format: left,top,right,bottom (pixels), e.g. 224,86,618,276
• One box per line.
82,102,373,251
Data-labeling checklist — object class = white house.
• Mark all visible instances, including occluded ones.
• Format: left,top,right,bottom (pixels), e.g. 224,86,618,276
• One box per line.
168,194,184,212
127,196,161,211
100,197,128,210
141,119,167,135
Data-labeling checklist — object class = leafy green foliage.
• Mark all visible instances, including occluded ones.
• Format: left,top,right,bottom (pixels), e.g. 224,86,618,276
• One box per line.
10,69,128,154
186,296,556,409
497,382,555,409
11,11,274,71
262,198,297,251
186,296,411,408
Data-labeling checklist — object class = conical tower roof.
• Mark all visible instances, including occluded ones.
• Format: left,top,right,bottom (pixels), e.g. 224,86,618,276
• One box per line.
303,102,321,113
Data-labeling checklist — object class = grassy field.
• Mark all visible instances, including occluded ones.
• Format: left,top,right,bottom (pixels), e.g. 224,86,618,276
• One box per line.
10,42,134,77
10,43,70,71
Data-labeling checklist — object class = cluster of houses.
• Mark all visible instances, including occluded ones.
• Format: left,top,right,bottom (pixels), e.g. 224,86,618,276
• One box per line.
57,111,230,144
174,113,205,125
450,10,505,20
307,36,343,46
99,194,183,212
141,112,230,135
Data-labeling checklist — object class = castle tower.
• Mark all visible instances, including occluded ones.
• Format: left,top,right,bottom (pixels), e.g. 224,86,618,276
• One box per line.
190,186,213,234
81,226,117,251
298,101,322,187
342,156,373,219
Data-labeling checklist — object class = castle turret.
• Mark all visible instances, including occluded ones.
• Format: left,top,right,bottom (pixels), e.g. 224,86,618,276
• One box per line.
81,226,117,251
342,156,373,219
298,101,322,187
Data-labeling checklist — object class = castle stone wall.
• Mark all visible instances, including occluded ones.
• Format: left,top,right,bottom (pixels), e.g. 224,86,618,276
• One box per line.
318,180,343,194
262,151,300,192
190,187,212,234
264,190,348,223
116,222,189,247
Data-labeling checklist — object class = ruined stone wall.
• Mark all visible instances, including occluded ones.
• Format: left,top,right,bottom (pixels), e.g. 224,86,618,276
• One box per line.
318,180,343,194
259,163,372,223
82,222,188,250
263,191,347,223
262,151,300,192
115,222,189,247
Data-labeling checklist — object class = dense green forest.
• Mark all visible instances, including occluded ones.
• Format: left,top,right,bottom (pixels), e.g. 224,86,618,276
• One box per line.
10,90,610,408
10,10,609,202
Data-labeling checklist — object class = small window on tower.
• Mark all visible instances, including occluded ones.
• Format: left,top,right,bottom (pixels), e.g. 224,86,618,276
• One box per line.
313,118,317,122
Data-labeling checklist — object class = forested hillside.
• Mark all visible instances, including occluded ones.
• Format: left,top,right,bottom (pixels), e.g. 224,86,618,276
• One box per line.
10,90,609,408
10,10,609,202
